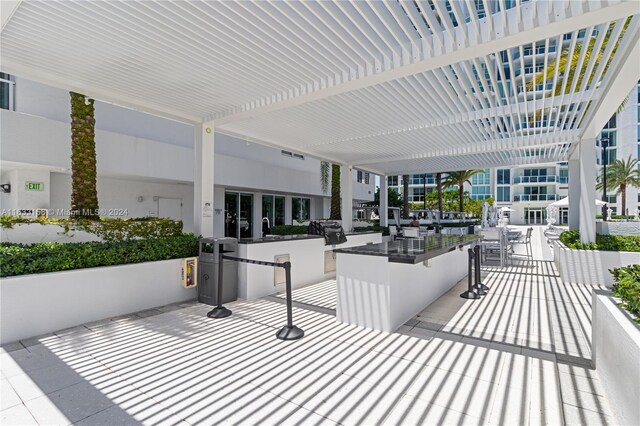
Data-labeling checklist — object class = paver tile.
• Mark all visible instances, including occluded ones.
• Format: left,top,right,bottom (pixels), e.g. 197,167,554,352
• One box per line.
0,403,38,425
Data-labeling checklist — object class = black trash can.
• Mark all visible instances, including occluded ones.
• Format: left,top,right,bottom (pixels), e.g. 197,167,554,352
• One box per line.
198,237,238,306
467,224,475,235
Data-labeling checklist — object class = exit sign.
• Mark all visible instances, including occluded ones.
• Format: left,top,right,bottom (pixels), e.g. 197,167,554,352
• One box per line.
25,182,44,191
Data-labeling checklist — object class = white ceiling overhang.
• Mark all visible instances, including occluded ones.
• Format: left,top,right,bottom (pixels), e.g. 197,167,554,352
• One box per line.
2,0,639,174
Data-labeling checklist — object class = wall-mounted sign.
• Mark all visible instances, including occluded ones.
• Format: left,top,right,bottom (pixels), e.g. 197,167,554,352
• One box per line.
25,182,44,191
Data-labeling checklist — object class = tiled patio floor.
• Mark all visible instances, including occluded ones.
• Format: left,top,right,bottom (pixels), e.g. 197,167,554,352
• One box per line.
1,227,616,425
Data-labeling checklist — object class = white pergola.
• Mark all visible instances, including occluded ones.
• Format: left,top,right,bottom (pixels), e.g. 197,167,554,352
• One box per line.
2,0,639,241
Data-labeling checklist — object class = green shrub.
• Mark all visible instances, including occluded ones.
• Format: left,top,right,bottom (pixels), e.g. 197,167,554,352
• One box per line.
610,264,640,322
559,231,640,252
0,216,183,241
0,233,198,277
270,225,308,235
353,225,389,236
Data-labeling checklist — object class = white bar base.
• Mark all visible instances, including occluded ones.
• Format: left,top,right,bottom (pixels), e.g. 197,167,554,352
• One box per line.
336,248,468,333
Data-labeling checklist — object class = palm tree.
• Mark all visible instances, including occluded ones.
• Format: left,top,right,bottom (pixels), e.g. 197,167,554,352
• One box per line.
596,156,640,215
402,175,410,219
527,19,631,124
70,92,99,219
436,172,443,220
321,161,341,220
442,170,483,214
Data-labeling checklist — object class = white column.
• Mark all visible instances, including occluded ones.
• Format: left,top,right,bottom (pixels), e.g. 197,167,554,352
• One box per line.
579,138,598,243
253,192,263,238
568,156,580,231
194,122,215,237
379,175,388,227
341,164,353,232
285,195,292,225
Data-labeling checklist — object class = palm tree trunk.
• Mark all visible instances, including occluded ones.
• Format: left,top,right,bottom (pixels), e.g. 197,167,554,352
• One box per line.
458,184,464,214
330,164,341,220
402,175,409,219
436,173,443,219
621,183,626,216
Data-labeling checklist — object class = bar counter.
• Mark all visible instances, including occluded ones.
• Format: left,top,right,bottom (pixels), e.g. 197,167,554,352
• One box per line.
335,235,480,332
333,234,479,264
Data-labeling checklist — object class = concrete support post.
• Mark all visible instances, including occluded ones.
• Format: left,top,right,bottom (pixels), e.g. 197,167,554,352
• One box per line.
341,164,353,232
379,176,388,227
253,192,263,238
579,138,598,243
568,157,581,231
284,195,292,225
194,123,215,237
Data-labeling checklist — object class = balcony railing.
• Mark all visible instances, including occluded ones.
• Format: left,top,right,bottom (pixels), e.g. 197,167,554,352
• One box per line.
513,175,564,184
513,194,562,202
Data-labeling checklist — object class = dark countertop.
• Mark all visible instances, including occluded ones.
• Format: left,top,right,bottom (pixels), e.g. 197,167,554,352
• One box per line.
238,234,324,244
333,234,480,264
238,231,382,245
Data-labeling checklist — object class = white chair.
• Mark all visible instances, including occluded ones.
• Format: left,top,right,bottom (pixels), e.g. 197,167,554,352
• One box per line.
511,227,533,261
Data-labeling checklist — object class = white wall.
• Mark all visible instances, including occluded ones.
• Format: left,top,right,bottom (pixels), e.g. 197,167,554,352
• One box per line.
592,292,640,426
0,169,49,214
1,110,194,183
0,259,197,344
49,173,195,232
13,77,194,148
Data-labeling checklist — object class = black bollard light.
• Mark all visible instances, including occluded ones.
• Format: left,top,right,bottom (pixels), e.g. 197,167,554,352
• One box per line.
473,245,489,293
276,261,304,340
207,250,232,318
460,248,481,299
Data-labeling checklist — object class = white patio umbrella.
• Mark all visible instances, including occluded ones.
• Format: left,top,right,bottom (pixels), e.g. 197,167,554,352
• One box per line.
500,207,515,212
548,197,606,207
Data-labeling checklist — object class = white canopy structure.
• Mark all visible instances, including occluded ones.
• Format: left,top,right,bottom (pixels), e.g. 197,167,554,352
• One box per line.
1,0,638,241
1,0,638,174
548,197,607,207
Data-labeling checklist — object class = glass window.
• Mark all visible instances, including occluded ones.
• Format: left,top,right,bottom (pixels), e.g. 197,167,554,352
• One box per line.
411,187,425,202
388,176,398,186
472,169,490,185
497,169,511,185
471,185,491,200
262,195,286,229
0,73,12,111
291,197,310,223
356,171,370,184
603,115,616,129
496,187,510,202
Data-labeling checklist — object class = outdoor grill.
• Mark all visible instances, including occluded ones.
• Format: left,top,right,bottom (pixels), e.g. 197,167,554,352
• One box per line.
308,221,347,246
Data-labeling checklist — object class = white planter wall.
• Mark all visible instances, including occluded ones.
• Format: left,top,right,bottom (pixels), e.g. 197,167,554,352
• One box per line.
592,292,640,426
554,241,640,286
596,221,640,236
0,259,196,344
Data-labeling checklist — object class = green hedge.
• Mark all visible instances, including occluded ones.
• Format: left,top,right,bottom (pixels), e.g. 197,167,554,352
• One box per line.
0,216,183,241
559,231,640,252
611,264,640,322
0,233,198,278
270,225,308,235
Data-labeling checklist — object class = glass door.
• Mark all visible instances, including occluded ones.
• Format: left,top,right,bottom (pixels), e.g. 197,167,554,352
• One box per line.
225,192,253,238
225,192,238,238
527,209,544,224
261,195,286,235
239,194,253,238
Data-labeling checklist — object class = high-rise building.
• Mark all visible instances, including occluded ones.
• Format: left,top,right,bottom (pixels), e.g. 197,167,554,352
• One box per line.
389,83,640,225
